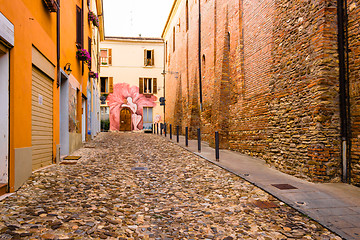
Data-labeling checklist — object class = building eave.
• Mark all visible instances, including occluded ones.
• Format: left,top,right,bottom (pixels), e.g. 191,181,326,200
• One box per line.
161,0,180,38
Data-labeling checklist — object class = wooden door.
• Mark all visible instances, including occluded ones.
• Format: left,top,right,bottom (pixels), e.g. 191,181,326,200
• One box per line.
120,108,131,131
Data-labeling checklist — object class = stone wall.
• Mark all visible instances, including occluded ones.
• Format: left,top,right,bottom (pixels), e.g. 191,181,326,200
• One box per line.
348,0,360,186
164,0,354,184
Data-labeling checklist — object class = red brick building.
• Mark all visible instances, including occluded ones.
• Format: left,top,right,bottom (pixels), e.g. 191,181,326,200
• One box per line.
162,0,360,186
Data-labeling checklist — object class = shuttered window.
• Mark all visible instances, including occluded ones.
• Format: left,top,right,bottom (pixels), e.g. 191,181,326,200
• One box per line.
139,78,157,94
144,49,155,66
76,6,83,47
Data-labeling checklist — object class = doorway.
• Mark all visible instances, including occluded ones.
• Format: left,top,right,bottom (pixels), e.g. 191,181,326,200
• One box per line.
59,72,69,156
82,98,86,142
0,46,9,190
120,108,131,131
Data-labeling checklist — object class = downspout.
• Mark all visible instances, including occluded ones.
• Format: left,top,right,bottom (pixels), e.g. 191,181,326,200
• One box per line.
198,0,203,112
337,0,351,183
56,0,60,87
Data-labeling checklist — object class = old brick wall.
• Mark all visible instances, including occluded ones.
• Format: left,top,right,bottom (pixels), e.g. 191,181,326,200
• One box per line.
348,0,360,186
165,0,343,183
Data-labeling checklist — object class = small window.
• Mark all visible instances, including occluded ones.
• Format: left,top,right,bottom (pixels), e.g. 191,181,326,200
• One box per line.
186,0,189,31
100,48,112,65
144,49,155,66
173,27,176,52
139,78,157,94
100,77,108,93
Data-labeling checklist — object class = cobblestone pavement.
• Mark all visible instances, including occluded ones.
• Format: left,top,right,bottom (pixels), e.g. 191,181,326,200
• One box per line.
0,132,341,240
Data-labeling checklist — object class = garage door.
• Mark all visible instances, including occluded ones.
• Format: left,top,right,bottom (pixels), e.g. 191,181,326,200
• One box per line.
32,67,53,170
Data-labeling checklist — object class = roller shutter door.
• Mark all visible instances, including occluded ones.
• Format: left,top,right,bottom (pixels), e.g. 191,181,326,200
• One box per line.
32,67,53,170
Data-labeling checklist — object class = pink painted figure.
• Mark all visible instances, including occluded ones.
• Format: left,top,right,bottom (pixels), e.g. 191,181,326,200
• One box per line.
121,97,142,131
107,83,157,131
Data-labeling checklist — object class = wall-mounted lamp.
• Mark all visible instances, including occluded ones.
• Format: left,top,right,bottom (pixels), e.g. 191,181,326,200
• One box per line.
64,63,72,75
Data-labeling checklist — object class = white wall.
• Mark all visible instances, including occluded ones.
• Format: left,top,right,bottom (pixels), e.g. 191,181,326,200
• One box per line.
0,49,9,183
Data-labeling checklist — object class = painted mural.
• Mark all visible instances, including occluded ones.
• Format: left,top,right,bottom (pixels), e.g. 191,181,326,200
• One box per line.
107,83,157,131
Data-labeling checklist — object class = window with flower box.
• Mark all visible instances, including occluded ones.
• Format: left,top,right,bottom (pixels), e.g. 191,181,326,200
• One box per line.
100,49,112,66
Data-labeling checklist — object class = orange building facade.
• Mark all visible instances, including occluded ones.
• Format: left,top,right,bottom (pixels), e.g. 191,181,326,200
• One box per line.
0,0,104,195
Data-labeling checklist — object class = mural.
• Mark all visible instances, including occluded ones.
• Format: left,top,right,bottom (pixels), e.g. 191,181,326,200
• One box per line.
107,83,157,131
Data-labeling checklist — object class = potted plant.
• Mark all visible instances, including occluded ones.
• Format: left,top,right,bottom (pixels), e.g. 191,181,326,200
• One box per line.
76,48,91,63
88,11,99,28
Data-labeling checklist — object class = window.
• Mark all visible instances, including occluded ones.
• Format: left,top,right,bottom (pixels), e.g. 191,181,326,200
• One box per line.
165,41,168,63
76,6,83,47
88,37,92,69
143,107,153,130
139,78,157,94
100,48,112,65
144,49,155,66
100,77,113,93
186,0,189,31
173,26,176,52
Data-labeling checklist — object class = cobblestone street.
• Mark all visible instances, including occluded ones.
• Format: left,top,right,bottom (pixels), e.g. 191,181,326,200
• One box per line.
0,132,341,239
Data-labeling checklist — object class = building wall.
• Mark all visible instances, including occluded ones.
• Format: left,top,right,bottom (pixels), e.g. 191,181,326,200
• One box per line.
100,38,164,131
0,0,57,192
348,0,360,186
0,0,103,192
164,0,343,183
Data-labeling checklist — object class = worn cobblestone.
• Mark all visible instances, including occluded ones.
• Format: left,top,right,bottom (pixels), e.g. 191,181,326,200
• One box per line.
0,132,341,239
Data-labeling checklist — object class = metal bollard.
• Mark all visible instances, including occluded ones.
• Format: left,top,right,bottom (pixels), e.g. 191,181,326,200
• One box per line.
170,124,172,140
176,126,179,143
185,127,188,147
157,123,159,135
164,123,167,137
197,128,201,152
215,131,219,161
160,123,163,135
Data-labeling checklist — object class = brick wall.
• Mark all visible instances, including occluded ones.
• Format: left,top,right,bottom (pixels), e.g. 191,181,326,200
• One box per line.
164,0,352,184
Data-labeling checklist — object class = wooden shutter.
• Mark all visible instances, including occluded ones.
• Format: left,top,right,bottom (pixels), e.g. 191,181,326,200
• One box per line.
109,77,113,93
108,49,112,65
153,78,157,94
139,78,144,94
88,37,92,69
76,6,82,47
151,49,155,66
144,49,147,66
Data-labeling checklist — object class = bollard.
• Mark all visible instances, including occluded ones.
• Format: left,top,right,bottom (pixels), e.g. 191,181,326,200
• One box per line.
185,127,188,147
157,123,159,135
197,128,201,152
160,123,163,135
170,124,172,140
152,124,155,134
164,123,167,137
176,126,179,143
215,131,219,161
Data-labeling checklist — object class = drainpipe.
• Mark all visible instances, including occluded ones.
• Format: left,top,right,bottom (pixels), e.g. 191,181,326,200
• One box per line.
337,0,351,183
198,0,203,112
56,0,60,87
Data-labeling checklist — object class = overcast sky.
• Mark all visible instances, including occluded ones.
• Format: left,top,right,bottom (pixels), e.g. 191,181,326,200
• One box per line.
103,0,174,38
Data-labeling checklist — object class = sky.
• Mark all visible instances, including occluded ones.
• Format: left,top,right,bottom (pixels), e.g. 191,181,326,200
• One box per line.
103,0,174,38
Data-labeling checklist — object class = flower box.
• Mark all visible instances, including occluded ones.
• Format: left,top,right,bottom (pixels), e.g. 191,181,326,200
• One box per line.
89,71,98,79
43,0,58,12
88,11,99,28
76,48,91,63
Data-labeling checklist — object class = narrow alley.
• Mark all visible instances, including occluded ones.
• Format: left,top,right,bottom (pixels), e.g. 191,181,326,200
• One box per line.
0,133,341,239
